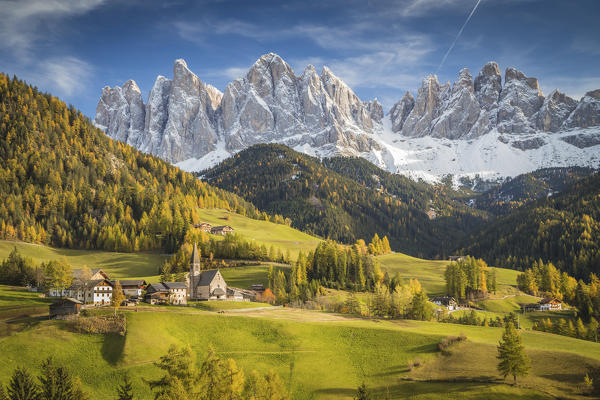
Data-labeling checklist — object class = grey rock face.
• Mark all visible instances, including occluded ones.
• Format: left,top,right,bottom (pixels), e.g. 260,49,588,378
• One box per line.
474,61,501,126
564,89,600,129
364,99,384,123
430,68,483,139
401,76,443,137
496,68,544,133
95,80,145,145
535,90,577,132
389,92,415,133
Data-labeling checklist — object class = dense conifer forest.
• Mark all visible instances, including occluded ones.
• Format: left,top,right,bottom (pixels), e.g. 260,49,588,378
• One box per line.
0,74,285,253
201,144,487,258
463,172,600,278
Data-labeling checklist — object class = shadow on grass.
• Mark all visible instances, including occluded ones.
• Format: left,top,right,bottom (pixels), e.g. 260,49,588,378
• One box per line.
101,333,126,365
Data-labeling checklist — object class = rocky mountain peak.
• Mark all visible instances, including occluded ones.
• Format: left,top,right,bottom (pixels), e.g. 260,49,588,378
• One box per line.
389,91,415,133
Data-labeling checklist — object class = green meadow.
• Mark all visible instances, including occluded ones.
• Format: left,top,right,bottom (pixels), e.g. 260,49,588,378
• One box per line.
377,252,521,296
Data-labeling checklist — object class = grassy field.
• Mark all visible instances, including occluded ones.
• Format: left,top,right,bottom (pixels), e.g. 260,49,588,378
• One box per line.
0,240,167,281
378,252,521,296
196,209,321,259
0,299,598,399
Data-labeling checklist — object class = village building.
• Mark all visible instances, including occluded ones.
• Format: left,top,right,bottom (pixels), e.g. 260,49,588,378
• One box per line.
66,279,114,305
144,282,188,305
112,280,146,299
250,284,265,292
448,256,465,262
195,222,212,232
187,242,230,301
521,298,563,312
210,225,234,236
49,298,82,318
227,287,245,301
431,296,458,310
73,268,110,281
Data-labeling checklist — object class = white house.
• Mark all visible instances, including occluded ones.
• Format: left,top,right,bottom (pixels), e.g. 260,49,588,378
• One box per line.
66,278,114,305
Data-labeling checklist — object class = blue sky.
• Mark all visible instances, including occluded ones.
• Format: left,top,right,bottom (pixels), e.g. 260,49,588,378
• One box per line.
1,0,599,118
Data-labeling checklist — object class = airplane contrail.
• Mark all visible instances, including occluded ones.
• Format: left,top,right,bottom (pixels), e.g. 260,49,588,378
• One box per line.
436,0,483,74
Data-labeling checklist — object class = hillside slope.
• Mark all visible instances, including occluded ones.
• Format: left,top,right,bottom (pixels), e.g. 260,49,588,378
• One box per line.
463,171,600,278
202,144,487,258
0,74,278,253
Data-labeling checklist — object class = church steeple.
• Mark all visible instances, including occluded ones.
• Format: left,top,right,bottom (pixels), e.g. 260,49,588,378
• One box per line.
189,242,201,299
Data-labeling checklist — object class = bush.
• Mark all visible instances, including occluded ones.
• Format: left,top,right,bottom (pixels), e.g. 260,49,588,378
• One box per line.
438,334,467,355
72,315,126,335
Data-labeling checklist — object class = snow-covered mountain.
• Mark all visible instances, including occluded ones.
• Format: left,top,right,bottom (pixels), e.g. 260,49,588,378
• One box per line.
94,53,600,185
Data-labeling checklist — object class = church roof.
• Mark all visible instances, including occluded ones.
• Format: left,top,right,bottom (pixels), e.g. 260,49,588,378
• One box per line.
198,270,221,286
191,242,200,265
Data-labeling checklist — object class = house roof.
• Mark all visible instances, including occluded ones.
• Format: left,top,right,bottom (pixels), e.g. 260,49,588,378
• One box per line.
51,298,82,305
191,242,201,265
212,287,226,296
68,278,112,290
211,225,233,230
431,296,456,304
73,268,109,280
163,282,187,290
198,270,222,286
539,298,561,304
112,280,146,287
146,283,168,292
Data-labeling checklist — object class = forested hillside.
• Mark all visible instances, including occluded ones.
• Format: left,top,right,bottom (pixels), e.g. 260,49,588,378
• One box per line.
0,74,283,253
472,167,595,215
201,144,487,258
463,172,600,278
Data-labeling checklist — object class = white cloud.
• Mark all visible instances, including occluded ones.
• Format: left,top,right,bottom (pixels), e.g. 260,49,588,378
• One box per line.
35,56,93,96
0,0,106,60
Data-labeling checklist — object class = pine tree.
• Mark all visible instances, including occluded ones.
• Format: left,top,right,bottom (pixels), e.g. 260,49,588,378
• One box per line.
116,375,134,400
497,322,530,384
354,383,371,400
7,367,40,400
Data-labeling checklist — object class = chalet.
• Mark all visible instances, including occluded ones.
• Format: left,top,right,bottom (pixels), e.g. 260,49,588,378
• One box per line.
448,256,465,262
431,296,458,311
144,282,188,305
48,269,111,298
195,222,212,232
539,298,562,311
112,280,146,299
67,279,114,305
521,298,563,312
210,225,234,236
49,298,82,318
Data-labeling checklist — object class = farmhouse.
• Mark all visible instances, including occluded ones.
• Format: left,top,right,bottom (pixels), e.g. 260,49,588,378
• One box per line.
431,296,458,310
521,298,563,312
49,298,82,318
195,222,212,232
539,297,562,311
448,256,465,262
144,282,188,305
112,280,146,299
62,278,114,305
210,225,234,235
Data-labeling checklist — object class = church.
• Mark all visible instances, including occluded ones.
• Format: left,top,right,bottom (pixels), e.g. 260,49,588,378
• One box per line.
187,242,228,301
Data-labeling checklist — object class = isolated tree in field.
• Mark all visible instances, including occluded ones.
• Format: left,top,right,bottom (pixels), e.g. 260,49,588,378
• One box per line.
111,281,125,316
354,382,371,400
6,367,40,400
497,322,530,384
43,260,72,297
116,375,134,400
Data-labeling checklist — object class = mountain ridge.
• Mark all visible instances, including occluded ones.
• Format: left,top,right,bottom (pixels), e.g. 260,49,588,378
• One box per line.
95,53,600,184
